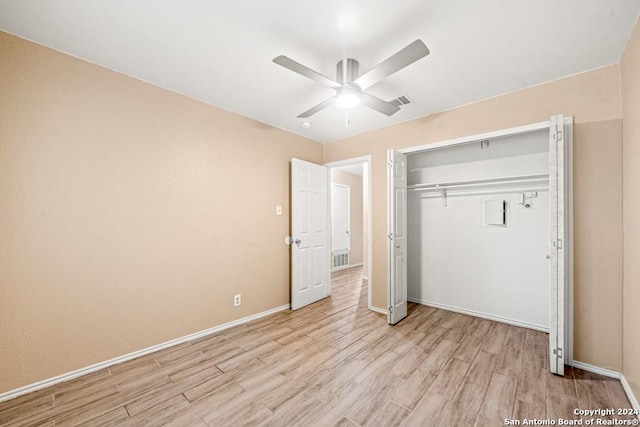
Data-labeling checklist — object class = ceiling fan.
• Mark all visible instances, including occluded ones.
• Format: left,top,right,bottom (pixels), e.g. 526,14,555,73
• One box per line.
273,39,429,118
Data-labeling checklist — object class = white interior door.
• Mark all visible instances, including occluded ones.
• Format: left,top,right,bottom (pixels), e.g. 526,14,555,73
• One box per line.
331,184,350,252
549,115,566,376
291,158,330,310
387,150,408,324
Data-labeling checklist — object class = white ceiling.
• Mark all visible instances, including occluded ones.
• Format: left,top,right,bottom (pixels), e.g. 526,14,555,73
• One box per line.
1,1,639,143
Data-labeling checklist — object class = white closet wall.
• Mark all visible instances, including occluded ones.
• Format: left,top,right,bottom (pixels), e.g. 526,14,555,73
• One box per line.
407,130,550,330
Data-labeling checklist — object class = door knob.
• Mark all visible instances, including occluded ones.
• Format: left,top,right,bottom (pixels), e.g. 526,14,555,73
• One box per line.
295,239,301,246
395,244,400,248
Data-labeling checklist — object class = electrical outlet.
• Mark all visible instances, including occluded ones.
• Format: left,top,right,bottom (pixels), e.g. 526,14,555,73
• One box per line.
233,294,241,307
276,205,282,216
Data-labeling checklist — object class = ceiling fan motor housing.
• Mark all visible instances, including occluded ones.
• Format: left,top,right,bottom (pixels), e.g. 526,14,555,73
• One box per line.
336,59,360,84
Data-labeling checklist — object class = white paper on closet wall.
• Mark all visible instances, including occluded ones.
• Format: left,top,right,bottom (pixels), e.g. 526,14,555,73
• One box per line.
519,191,538,208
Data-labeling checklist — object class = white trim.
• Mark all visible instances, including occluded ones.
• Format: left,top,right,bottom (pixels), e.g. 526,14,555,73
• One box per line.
408,297,549,332
324,155,372,168
564,116,574,366
0,304,291,404
621,375,640,414
331,262,364,272
572,361,640,416
368,305,388,315
400,121,551,154
365,159,372,311
571,360,621,379
330,263,363,272
325,155,373,312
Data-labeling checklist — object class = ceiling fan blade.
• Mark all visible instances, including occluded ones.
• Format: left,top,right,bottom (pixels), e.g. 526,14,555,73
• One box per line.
354,40,430,90
273,55,342,90
359,92,401,116
297,96,336,118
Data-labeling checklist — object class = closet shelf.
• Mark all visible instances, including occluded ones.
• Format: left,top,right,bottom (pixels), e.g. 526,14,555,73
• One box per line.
407,172,549,193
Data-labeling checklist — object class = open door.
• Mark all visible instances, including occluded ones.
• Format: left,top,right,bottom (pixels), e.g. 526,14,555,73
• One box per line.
549,115,566,376
291,158,330,310
387,150,408,324
331,183,351,256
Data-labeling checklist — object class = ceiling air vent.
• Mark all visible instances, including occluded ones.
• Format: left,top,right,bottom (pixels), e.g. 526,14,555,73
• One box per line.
389,95,413,108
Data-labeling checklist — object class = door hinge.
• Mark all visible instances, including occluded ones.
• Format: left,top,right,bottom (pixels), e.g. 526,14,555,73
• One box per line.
553,129,563,141
388,306,393,313
553,119,563,140
388,233,393,240
553,347,563,358
388,160,393,168
553,239,563,249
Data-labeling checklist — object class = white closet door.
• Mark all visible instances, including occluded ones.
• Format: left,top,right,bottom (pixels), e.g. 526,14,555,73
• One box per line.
291,158,330,310
387,150,408,324
549,115,566,376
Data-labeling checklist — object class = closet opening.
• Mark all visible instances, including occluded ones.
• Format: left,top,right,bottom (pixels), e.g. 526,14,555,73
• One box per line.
387,116,573,375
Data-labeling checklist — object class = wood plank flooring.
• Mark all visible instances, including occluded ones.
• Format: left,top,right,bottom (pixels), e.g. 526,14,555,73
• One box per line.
0,266,633,426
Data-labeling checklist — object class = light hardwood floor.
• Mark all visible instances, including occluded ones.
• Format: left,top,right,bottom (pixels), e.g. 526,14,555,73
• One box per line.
0,266,633,426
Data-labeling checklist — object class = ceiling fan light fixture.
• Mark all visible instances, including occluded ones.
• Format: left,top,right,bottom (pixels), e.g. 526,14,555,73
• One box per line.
274,39,428,118
335,89,360,109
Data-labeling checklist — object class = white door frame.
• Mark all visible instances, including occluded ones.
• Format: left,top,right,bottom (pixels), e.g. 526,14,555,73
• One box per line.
324,155,374,312
394,118,574,368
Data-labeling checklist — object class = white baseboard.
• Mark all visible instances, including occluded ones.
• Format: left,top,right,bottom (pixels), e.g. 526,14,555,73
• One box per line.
369,305,388,315
408,297,548,332
332,263,364,272
572,361,639,416
0,304,291,404
571,360,621,379
621,375,640,414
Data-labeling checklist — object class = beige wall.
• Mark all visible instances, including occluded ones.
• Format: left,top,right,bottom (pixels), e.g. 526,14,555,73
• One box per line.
622,18,640,400
572,120,623,370
324,65,624,370
0,31,322,394
330,169,364,266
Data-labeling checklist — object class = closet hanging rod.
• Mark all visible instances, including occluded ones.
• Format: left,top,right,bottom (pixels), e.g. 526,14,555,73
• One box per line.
407,172,549,192
412,185,549,200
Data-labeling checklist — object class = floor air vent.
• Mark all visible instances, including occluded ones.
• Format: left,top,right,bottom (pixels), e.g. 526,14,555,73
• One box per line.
332,251,350,269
